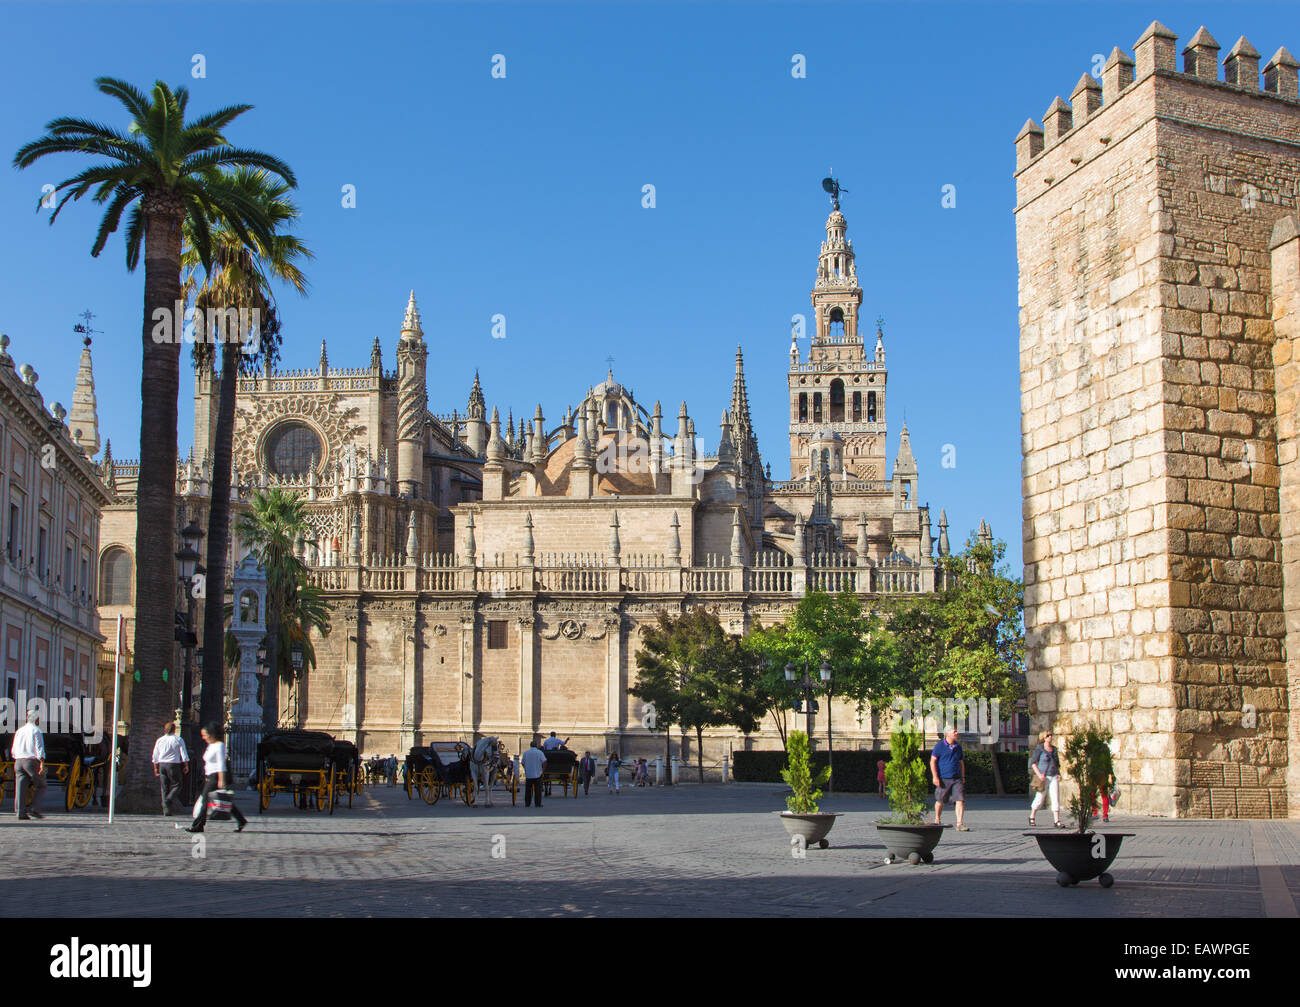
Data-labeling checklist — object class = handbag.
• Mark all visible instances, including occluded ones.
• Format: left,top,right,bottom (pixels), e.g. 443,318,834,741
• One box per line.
1030,773,1044,792
206,789,234,822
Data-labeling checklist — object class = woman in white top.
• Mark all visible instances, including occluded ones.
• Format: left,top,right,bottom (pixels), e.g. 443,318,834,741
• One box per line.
185,723,247,833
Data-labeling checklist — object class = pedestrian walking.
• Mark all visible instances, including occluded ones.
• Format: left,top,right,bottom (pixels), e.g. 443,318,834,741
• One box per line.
388,754,397,786
151,721,189,815
607,751,622,794
578,752,596,795
521,740,547,807
1028,729,1064,828
876,757,887,799
930,727,969,831
183,723,247,833
12,709,46,820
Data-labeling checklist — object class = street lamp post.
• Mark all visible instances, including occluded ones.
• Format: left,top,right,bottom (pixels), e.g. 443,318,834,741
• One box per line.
786,658,833,789
290,641,305,728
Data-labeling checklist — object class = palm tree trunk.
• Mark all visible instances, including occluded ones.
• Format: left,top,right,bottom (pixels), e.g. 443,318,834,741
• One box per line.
120,193,184,813
263,604,280,732
198,340,238,732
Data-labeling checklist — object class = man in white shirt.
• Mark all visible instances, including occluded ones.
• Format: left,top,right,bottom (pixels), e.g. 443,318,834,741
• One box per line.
11,709,46,820
152,722,189,815
520,741,547,808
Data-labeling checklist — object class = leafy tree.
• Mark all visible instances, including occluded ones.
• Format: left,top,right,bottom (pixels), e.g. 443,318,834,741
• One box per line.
631,608,763,782
886,534,1024,792
781,730,830,814
14,77,295,811
881,723,929,825
236,489,330,728
184,168,312,733
748,591,898,778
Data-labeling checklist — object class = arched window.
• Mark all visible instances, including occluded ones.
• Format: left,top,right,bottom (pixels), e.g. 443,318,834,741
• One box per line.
99,547,132,606
852,391,862,422
607,402,619,430
239,590,260,623
828,307,845,339
867,391,877,423
829,379,845,422
265,422,322,478
813,393,822,423
798,393,808,423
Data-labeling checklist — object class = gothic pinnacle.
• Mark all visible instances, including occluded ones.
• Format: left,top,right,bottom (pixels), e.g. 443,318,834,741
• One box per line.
401,290,423,339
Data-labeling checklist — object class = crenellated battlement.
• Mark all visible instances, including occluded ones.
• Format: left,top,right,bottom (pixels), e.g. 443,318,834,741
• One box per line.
1016,21,1300,174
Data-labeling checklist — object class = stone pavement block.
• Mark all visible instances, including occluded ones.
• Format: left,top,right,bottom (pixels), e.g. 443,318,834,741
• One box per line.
0,786,1294,917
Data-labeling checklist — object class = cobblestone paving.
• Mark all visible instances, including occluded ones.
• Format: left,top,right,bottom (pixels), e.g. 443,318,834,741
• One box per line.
1,784,1296,917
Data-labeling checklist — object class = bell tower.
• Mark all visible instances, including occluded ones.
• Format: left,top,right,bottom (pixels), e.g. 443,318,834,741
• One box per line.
787,197,888,480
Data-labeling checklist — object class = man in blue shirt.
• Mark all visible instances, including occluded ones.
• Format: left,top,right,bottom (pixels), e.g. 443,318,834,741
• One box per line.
930,727,969,831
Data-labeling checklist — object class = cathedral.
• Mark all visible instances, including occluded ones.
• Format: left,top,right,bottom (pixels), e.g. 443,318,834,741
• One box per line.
96,201,974,761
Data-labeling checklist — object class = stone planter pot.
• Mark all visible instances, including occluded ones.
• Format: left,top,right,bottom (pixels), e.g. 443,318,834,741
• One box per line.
1025,831,1133,887
778,811,841,849
876,823,948,864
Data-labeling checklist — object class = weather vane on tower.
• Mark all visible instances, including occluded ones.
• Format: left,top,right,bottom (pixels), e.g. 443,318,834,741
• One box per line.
821,172,848,211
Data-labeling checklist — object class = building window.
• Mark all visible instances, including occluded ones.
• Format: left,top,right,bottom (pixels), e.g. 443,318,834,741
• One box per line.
64,545,73,588
487,620,508,650
265,422,323,479
812,394,822,424
37,526,47,577
7,503,18,563
797,393,807,423
852,391,862,422
867,391,877,423
100,547,133,605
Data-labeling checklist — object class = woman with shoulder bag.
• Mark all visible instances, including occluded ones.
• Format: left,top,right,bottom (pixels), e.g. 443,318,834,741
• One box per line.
1028,729,1064,828
183,723,247,833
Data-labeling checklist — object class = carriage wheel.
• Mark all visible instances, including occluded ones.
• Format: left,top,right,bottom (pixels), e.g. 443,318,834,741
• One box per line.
73,771,93,810
259,772,273,811
61,760,77,812
510,772,518,806
319,767,335,814
570,767,579,798
421,769,439,805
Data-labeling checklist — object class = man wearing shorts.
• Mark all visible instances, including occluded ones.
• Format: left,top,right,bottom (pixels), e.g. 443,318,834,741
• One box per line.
930,727,969,831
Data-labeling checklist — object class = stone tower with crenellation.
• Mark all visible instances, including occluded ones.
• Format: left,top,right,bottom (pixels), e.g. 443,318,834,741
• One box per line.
1015,20,1300,818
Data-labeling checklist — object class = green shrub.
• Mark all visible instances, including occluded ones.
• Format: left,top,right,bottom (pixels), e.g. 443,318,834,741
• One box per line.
734,748,1030,793
1064,724,1114,833
780,730,831,813
881,724,929,824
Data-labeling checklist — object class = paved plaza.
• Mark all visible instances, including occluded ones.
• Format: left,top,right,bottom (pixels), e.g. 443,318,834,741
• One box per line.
1,783,1297,917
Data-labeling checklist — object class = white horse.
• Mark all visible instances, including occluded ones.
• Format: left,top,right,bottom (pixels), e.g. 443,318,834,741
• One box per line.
469,736,503,807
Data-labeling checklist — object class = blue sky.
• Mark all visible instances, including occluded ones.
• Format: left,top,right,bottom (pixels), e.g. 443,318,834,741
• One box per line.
2,0,1293,573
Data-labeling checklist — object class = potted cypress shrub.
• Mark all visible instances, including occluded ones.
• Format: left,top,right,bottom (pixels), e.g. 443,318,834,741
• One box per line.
777,730,840,849
1023,723,1132,888
876,723,947,864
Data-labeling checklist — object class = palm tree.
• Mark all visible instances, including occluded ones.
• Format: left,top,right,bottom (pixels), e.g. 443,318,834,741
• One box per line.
14,77,296,811
236,489,329,728
183,168,312,735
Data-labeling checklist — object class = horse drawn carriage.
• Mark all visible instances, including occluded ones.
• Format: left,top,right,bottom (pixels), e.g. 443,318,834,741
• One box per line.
256,729,340,814
329,740,362,809
0,732,100,811
540,747,581,799
404,742,474,805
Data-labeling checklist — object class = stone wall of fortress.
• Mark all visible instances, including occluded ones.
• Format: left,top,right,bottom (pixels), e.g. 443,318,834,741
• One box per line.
1016,22,1300,817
